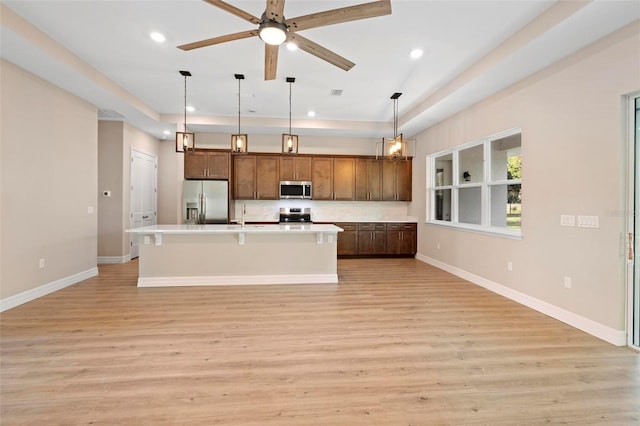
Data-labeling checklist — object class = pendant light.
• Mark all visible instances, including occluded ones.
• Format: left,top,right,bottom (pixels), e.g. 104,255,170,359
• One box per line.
282,77,299,154
387,92,406,160
231,73,248,154
176,70,195,153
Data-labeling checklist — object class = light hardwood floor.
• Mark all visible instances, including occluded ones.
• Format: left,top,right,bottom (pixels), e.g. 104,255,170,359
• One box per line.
1,258,639,425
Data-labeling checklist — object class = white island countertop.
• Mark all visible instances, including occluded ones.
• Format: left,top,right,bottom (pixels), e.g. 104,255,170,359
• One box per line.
127,224,343,235
127,223,342,287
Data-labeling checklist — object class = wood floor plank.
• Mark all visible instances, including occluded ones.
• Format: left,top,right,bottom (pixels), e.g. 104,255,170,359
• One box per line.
1,258,639,425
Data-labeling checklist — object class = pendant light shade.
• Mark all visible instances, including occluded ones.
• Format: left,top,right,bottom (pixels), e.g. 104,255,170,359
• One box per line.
231,74,248,154
282,77,299,154
176,70,195,153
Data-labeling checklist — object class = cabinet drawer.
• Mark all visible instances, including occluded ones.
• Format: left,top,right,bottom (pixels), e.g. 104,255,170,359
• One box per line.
358,223,386,231
336,223,357,231
387,223,416,231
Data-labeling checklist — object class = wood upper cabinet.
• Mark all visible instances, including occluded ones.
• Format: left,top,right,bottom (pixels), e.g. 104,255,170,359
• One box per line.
233,155,279,200
333,158,356,201
386,223,417,255
185,150,230,179
382,159,412,201
311,157,334,200
312,157,355,201
355,158,383,201
279,156,312,181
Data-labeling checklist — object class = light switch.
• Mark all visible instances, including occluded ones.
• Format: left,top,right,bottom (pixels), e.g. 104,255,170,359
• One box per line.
577,215,599,228
88,206,94,214
560,215,575,227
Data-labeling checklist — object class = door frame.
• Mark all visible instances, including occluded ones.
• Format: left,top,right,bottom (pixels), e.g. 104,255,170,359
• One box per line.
626,92,639,349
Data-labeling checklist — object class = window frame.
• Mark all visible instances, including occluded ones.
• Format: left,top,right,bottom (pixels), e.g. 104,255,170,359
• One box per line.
426,128,522,239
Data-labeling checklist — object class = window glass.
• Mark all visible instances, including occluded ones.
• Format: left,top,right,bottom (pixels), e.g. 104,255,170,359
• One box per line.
434,189,452,221
459,144,483,184
459,187,482,225
490,184,522,229
491,134,521,181
434,154,453,186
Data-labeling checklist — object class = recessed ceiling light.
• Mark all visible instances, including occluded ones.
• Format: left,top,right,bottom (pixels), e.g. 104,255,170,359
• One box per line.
186,105,195,112
307,110,316,117
410,48,423,59
163,130,171,135
150,32,166,43
286,42,298,51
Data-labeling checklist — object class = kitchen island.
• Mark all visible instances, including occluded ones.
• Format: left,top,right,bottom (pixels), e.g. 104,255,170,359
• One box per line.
127,224,343,287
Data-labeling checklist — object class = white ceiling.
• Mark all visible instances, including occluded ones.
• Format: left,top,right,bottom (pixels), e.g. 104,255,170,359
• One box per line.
2,1,639,140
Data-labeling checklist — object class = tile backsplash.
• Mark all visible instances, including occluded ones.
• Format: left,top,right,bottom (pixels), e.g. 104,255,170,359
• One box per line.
233,200,415,223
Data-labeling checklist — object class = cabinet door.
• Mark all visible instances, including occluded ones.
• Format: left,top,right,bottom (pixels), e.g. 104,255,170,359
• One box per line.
386,223,416,255
206,152,230,179
280,157,312,181
383,160,412,201
333,158,355,201
372,230,387,254
255,156,279,200
184,151,208,179
233,156,256,199
336,223,358,255
395,160,412,201
312,157,333,200
382,160,397,201
294,157,312,181
356,159,382,201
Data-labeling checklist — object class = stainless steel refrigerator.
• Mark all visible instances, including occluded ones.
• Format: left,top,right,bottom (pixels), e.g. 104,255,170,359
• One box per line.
183,180,229,224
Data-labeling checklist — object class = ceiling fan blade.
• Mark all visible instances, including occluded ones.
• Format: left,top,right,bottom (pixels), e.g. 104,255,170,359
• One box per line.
202,0,260,25
265,0,286,22
288,34,355,72
287,0,391,32
265,44,279,81
178,30,258,51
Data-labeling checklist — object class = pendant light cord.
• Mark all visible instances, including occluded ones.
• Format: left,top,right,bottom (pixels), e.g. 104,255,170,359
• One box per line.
393,98,398,139
184,75,187,133
288,81,292,136
238,78,241,134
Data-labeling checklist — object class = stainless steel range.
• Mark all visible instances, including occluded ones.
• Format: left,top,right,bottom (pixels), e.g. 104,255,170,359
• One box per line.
279,207,312,223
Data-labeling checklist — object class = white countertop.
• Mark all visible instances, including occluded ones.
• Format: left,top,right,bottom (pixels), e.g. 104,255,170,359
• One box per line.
127,224,343,235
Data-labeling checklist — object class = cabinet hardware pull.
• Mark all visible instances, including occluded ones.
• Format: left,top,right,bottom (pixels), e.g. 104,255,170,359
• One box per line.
629,232,634,261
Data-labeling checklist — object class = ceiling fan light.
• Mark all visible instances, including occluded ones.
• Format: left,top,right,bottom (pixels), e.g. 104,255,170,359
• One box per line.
259,21,287,45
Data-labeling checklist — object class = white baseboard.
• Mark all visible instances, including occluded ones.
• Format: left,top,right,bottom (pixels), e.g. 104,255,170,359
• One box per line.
138,274,338,287
97,255,131,264
415,253,626,346
0,267,99,312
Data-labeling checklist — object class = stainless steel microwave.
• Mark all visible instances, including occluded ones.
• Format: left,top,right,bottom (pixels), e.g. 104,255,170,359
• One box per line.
279,181,312,199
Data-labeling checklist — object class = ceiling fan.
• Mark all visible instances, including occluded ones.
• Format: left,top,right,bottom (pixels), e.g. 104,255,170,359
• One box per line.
178,0,392,80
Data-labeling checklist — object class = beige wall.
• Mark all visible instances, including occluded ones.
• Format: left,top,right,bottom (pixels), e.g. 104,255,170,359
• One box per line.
410,23,640,332
1,60,98,299
97,121,160,258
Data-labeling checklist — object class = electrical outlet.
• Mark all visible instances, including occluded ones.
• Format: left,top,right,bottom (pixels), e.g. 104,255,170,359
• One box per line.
507,261,513,271
560,215,575,227
436,242,441,250
39,259,45,269
564,276,572,289
88,206,94,214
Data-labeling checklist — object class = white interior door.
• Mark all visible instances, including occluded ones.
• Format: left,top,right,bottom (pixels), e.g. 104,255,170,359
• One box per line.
130,149,157,259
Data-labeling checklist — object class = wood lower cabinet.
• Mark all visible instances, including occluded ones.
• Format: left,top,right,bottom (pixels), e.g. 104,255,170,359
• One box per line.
386,223,417,255
279,156,312,181
336,222,416,257
233,155,279,200
357,223,386,255
336,223,358,255
382,159,412,201
185,150,230,179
